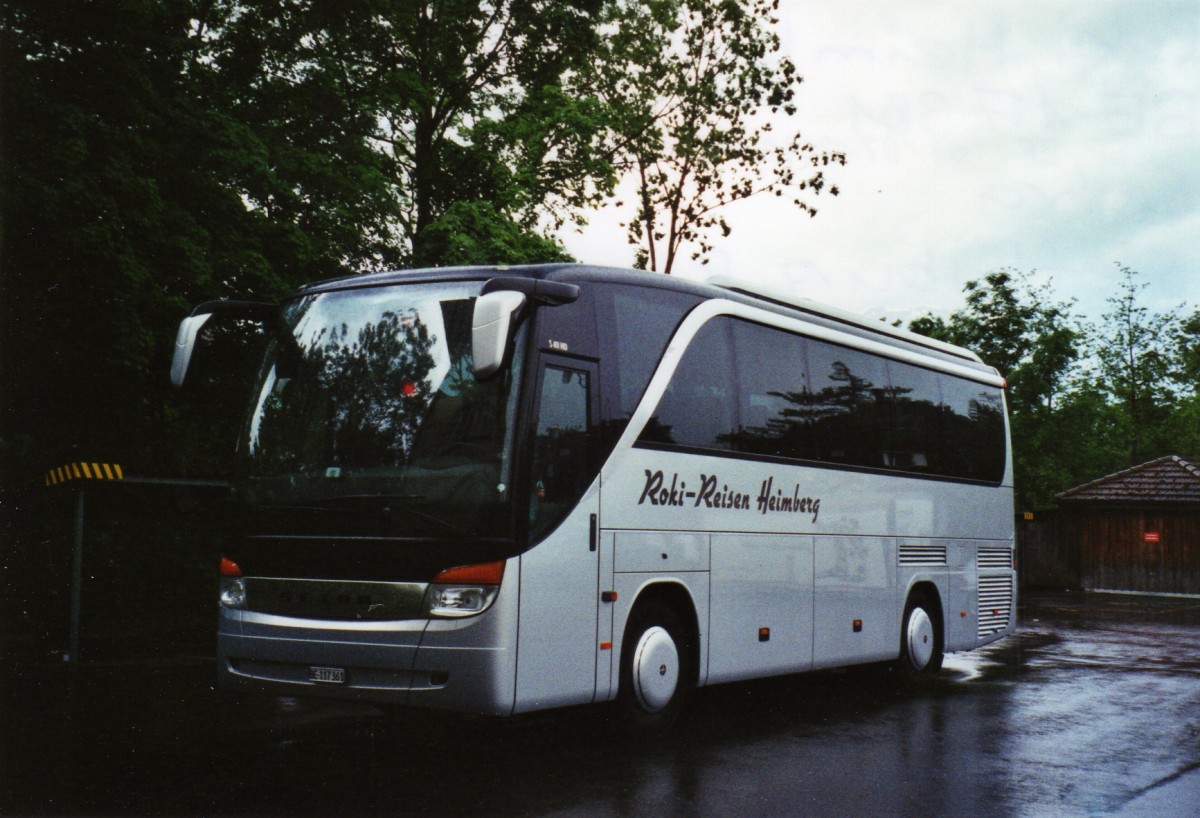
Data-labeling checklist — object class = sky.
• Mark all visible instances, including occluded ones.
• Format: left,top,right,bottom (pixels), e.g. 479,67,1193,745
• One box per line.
560,0,1200,326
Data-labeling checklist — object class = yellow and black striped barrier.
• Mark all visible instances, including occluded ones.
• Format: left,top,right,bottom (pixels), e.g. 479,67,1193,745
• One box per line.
45,462,124,487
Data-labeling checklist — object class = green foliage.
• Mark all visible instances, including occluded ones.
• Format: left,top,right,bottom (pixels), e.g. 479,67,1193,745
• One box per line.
911,266,1195,510
1091,265,1184,464
418,201,574,266
1172,311,1200,457
0,0,610,491
347,0,614,264
0,0,402,485
1177,310,1200,390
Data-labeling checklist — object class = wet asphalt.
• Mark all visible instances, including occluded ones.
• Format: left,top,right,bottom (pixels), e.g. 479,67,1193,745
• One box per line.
3,591,1199,816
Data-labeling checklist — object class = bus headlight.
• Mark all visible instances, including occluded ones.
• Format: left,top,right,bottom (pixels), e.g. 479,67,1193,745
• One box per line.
220,577,247,609
219,556,247,609
423,561,505,618
426,585,500,617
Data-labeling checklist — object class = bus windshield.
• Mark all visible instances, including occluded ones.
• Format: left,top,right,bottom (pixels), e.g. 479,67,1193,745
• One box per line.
238,281,523,540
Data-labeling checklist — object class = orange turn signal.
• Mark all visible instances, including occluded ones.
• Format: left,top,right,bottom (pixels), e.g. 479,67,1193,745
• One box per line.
432,561,505,585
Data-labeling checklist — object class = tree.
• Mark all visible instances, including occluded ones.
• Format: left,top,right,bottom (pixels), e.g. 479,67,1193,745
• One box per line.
342,0,617,265
593,0,843,273
1092,264,1182,465
1174,309,1200,392
1167,311,1200,457
0,0,406,488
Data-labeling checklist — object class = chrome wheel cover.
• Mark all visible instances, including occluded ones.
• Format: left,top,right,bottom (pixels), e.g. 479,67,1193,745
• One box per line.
906,607,935,670
632,625,679,712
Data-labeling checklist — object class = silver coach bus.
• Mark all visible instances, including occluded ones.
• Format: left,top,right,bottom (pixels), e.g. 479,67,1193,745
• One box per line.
172,265,1016,726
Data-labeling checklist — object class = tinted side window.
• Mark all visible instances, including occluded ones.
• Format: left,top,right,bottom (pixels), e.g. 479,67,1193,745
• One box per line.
730,321,813,460
598,285,701,440
940,376,1006,482
887,359,942,473
808,340,891,468
639,319,736,450
632,312,1006,484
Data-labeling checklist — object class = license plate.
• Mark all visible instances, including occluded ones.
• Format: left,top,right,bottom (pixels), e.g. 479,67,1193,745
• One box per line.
309,666,347,684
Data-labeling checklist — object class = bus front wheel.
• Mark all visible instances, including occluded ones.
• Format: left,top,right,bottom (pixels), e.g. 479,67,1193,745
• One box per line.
899,594,944,678
617,600,691,730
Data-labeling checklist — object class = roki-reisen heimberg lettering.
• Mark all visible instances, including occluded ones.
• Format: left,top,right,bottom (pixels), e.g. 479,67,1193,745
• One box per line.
638,469,821,523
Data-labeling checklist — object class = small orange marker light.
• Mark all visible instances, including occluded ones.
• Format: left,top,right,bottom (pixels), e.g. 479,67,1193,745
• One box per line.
600,642,612,651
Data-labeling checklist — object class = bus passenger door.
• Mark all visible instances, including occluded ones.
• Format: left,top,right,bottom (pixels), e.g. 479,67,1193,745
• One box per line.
515,357,601,712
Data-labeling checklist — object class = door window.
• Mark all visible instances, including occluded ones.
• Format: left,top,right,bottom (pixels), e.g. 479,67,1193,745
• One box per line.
530,365,591,540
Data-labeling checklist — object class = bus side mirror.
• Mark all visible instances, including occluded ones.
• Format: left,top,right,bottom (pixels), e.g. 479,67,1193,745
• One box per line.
472,290,527,380
170,300,278,387
171,312,214,386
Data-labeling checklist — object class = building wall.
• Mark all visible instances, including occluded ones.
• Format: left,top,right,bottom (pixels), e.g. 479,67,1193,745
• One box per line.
1017,506,1200,595
1016,512,1078,590
1059,506,1200,595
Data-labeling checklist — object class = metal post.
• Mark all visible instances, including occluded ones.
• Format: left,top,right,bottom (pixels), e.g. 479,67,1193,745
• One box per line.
66,488,85,666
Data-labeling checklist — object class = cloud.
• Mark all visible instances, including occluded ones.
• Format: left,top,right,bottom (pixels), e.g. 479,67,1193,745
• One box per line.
562,0,1200,323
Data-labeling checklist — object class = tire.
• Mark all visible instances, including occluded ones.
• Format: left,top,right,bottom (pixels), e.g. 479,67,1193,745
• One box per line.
616,599,692,731
898,594,944,679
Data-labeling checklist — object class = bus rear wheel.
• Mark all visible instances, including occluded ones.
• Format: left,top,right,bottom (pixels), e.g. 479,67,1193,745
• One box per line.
617,600,691,731
899,594,944,678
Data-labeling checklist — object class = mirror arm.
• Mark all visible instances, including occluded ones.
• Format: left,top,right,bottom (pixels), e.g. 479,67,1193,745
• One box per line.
189,300,277,322
481,277,579,306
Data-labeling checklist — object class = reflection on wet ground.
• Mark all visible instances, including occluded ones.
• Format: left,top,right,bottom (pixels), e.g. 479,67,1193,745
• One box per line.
3,591,1199,816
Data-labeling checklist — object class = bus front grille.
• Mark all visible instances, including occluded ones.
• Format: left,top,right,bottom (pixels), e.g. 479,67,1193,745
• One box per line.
243,578,427,621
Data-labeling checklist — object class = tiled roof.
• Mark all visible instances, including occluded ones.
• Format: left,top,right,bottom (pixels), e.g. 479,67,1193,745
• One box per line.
1057,455,1200,505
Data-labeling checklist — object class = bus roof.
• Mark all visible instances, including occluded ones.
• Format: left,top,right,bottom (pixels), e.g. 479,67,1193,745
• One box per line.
704,274,983,365
296,263,991,372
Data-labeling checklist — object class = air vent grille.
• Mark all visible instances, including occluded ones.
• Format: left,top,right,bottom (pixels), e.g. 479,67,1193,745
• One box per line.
899,544,947,565
978,576,1013,638
978,547,1012,570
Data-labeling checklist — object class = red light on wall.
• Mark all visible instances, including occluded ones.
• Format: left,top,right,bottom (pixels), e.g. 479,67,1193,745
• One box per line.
1143,532,1161,544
